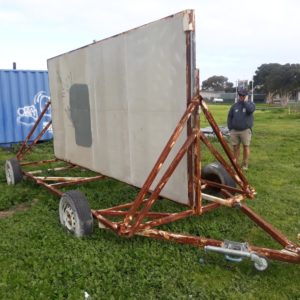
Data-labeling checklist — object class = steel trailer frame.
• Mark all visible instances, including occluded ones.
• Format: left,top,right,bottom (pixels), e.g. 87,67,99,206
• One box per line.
8,91,300,270
13,100,105,197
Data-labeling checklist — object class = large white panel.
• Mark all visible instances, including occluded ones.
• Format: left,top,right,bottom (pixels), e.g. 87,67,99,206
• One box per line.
47,10,196,204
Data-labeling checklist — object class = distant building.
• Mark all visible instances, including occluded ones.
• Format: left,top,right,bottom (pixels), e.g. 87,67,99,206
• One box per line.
201,90,265,103
200,90,224,102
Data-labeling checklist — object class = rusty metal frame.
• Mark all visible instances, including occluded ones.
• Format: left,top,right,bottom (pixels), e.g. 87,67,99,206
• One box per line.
13,96,299,266
91,93,299,265
16,95,298,265
15,100,105,196
17,100,52,161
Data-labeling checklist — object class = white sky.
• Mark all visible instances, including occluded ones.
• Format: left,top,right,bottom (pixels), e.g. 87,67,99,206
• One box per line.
0,0,299,84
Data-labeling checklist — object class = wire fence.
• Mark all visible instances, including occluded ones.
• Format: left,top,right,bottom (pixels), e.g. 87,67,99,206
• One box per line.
256,101,300,115
287,102,300,114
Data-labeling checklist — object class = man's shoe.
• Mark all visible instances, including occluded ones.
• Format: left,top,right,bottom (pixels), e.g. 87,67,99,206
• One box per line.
242,165,248,171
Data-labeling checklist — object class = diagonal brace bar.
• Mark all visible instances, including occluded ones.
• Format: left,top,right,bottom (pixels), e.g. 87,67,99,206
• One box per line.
121,130,199,236
123,98,199,227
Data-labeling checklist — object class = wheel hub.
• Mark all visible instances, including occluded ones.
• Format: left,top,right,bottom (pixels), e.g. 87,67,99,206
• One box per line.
63,204,76,231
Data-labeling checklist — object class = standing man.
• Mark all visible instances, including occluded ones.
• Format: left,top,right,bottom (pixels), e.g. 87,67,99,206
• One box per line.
227,88,256,170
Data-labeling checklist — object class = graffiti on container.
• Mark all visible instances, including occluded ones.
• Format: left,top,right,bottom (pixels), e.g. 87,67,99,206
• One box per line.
17,91,52,133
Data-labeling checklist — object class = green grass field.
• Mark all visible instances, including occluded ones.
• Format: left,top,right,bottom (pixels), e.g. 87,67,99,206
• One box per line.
0,104,299,299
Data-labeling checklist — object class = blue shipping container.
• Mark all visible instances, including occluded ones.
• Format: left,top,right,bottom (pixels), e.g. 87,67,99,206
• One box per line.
0,69,52,147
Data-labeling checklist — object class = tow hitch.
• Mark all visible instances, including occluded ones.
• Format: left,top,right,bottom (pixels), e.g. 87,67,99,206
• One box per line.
205,240,268,271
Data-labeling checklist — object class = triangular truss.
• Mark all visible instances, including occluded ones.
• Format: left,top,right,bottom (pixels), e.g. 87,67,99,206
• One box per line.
92,94,300,265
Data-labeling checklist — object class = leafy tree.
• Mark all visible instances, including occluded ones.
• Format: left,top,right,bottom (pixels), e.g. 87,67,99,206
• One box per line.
253,63,300,103
224,81,235,93
202,75,234,92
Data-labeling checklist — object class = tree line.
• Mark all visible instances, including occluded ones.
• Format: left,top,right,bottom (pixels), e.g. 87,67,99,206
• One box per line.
202,63,300,103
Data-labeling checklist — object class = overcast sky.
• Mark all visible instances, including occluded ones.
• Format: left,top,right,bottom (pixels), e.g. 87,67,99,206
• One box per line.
0,0,299,84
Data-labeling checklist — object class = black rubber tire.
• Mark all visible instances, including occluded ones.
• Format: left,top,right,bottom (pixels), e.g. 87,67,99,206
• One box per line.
59,190,93,237
5,158,23,185
202,162,236,192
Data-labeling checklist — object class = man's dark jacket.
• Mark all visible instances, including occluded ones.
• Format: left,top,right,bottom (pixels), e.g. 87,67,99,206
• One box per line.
227,101,256,131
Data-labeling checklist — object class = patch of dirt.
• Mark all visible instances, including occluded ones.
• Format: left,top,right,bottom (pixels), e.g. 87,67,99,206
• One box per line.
0,199,39,219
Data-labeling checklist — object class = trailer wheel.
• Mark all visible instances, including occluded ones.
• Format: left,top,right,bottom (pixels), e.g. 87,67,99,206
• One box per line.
251,254,268,271
202,162,236,193
5,158,23,185
59,190,93,237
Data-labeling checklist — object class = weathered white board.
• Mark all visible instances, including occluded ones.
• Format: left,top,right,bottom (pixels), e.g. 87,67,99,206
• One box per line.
47,10,196,204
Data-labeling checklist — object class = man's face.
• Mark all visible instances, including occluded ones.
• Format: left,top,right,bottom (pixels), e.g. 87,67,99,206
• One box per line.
239,95,246,101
